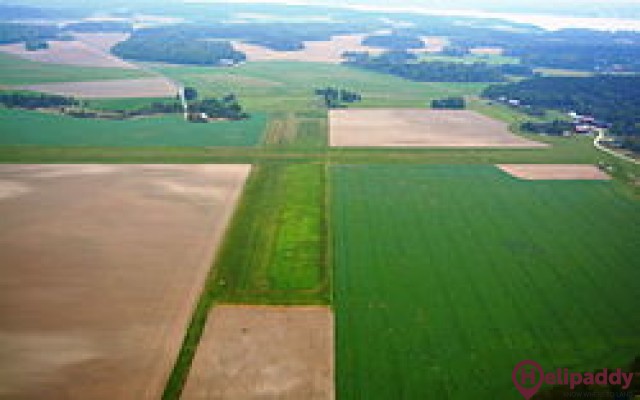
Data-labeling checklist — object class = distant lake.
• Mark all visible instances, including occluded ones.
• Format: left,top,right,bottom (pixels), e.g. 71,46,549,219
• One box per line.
212,0,640,31
341,4,640,31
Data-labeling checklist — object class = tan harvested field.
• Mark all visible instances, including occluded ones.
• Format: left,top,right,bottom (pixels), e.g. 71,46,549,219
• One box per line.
420,36,449,53
329,109,548,148
497,164,611,180
233,34,385,63
182,306,334,400
72,32,131,53
13,77,178,98
0,38,137,69
0,164,251,400
469,47,504,55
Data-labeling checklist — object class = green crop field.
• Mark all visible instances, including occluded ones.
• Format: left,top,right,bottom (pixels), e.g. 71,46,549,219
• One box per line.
332,165,640,399
0,53,150,85
212,162,328,305
0,108,266,147
156,61,489,112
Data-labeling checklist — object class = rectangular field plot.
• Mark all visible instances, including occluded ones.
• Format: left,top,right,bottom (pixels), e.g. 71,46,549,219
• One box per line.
182,306,333,400
0,108,266,147
329,109,547,148
0,164,250,399
332,165,640,399
14,77,178,99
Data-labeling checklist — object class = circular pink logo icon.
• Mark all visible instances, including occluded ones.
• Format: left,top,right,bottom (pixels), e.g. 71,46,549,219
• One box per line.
512,360,544,400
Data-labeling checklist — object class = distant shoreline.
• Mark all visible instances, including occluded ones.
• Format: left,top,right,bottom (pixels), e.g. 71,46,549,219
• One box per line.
188,0,640,31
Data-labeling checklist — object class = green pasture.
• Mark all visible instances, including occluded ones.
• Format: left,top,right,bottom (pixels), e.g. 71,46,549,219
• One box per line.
156,61,489,112
0,52,150,85
0,108,266,147
211,162,328,305
332,164,640,399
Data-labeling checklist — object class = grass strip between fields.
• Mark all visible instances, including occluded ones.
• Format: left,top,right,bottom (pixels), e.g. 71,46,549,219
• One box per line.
162,161,328,399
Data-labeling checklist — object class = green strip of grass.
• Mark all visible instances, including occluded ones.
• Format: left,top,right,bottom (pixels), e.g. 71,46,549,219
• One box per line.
212,162,329,304
161,162,328,399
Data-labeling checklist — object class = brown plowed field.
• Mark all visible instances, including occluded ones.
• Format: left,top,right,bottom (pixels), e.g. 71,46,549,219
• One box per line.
182,306,334,400
233,34,385,63
497,164,611,180
14,77,178,98
0,38,137,69
329,109,547,148
0,164,251,400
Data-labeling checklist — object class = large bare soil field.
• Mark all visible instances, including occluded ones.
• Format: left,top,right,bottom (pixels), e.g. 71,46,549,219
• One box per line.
0,164,251,400
329,109,548,148
182,306,334,400
0,37,136,69
233,34,386,63
13,77,178,98
497,164,611,180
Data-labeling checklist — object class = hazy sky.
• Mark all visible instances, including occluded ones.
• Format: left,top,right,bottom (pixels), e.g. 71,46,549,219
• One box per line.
188,0,640,16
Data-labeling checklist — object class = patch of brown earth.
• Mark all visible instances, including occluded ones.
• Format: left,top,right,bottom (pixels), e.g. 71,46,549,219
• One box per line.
233,34,386,63
497,164,611,180
330,109,547,148
0,164,251,400
13,77,178,98
0,39,137,69
182,306,334,400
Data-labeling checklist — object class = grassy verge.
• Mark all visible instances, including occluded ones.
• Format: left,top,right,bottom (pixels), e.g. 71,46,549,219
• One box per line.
212,162,328,304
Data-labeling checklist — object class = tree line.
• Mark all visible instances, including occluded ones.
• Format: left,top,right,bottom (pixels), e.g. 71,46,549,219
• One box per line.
0,23,60,45
0,92,78,108
314,87,362,108
112,30,246,65
361,34,425,50
343,51,507,82
432,97,465,109
482,76,640,151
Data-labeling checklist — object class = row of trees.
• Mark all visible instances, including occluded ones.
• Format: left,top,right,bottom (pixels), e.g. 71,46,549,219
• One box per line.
0,92,78,108
189,93,249,120
520,120,574,136
343,51,507,82
449,28,640,72
0,89,249,122
0,23,59,44
431,97,465,109
362,34,425,50
314,87,362,108
112,30,246,65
